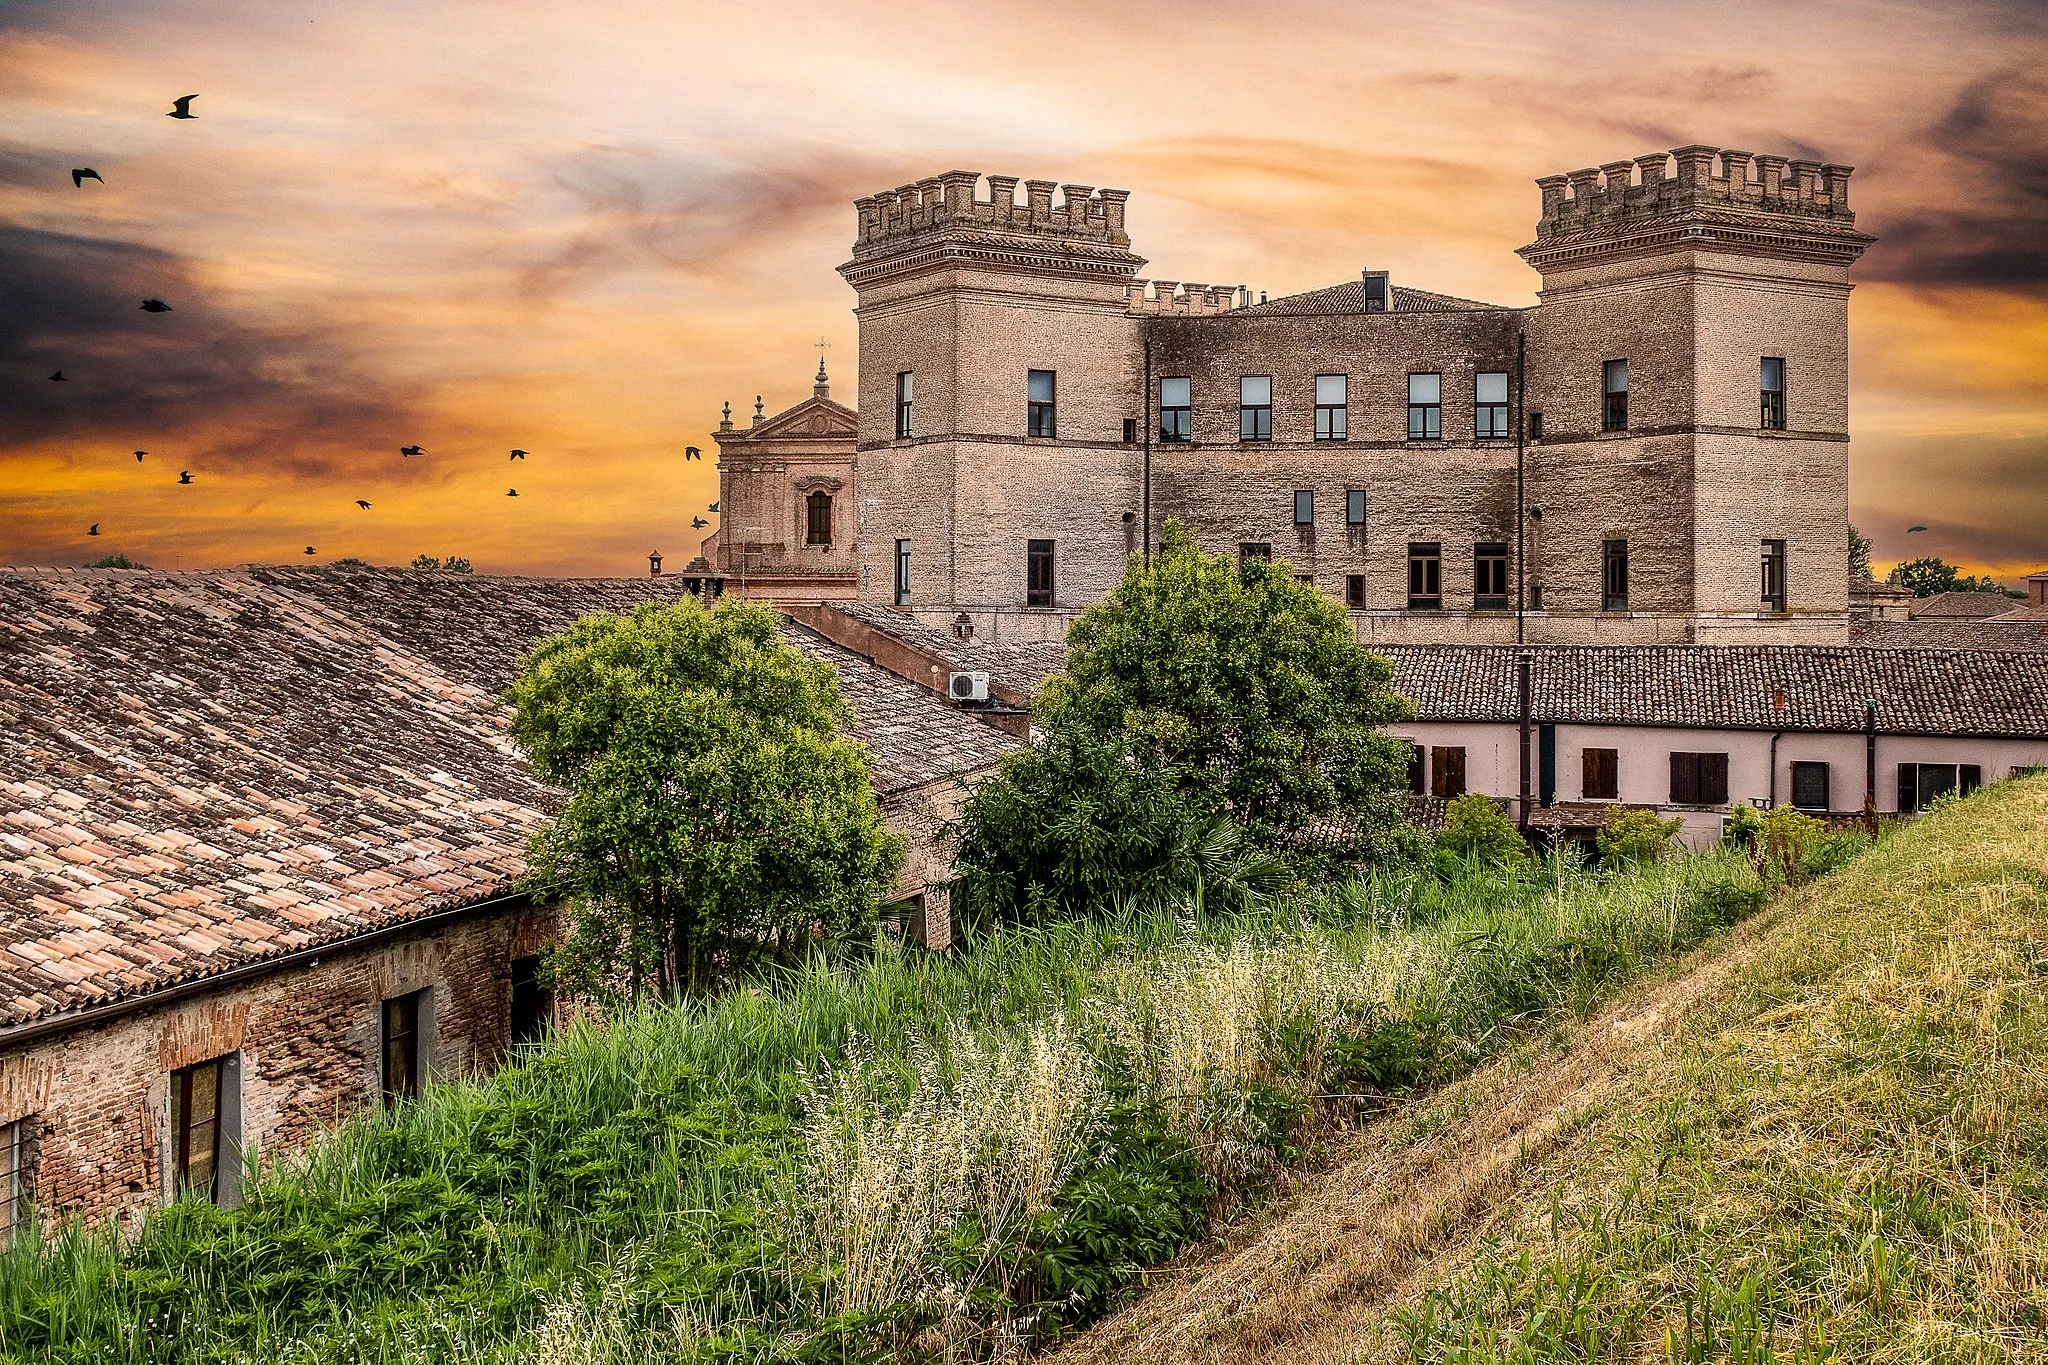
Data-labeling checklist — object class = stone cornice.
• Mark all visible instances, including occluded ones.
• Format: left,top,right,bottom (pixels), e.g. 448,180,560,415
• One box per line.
837,232,1146,290
1518,210,1873,273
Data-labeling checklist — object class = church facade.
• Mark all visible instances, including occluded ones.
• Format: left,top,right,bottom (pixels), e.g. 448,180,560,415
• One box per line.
820,147,1870,645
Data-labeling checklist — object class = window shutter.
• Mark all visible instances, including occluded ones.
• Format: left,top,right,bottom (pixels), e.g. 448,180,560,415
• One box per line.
1445,747,1467,797
1431,746,1446,798
1670,752,1695,804
1897,764,1917,813
1701,753,1729,805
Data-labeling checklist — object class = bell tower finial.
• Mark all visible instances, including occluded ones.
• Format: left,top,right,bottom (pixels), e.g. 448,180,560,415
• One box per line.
814,336,831,398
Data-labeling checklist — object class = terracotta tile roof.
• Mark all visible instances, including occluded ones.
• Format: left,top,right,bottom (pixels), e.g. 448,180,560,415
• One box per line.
827,602,1069,695
1373,645,2048,736
1908,590,2025,620
1849,619,2048,651
0,569,1011,1029
1232,280,1510,316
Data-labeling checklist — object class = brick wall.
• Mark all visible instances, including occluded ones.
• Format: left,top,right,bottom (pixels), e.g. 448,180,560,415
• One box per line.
0,899,557,1233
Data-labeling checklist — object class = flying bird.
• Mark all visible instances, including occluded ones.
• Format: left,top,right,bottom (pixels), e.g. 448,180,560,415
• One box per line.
304,546,316,555
88,524,100,536
72,168,103,187
177,470,192,484
49,371,66,381
708,500,719,512
134,451,147,462
168,95,198,119
692,517,707,529
507,488,519,497
684,446,701,461
1907,525,1927,533
400,445,425,457
509,449,527,461
356,500,372,510
140,299,171,313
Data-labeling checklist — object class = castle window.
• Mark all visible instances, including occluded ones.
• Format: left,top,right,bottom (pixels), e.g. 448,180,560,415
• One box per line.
894,539,911,606
1407,373,1441,440
1294,490,1314,526
1345,574,1366,608
1475,372,1510,438
1122,417,1137,444
382,989,425,1105
1347,489,1366,525
806,491,833,546
1239,376,1272,441
1239,543,1271,568
1602,539,1629,611
1760,357,1786,430
1474,542,1510,609
1582,748,1619,801
1791,761,1830,812
170,1056,227,1203
1027,370,1057,437
895,371,913,439
1160,377,1191,442
1528,410,1544,440
1407,542,1442,609
1364,272,1389,313
1027,539,1055,607
1760,538,1787,612
1669,752,1729,806
1602,359,1629,431
1,1117,28,1244
510,955,551,1048
1315,374,1348,441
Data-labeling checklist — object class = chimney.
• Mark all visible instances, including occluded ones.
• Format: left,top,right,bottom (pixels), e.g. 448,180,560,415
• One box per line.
2029,570,2048,609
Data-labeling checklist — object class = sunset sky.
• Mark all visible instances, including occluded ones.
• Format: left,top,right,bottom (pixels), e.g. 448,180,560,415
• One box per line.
2,0,2043,580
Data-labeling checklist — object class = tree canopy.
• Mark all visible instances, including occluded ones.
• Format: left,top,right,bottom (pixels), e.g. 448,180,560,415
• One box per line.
1887,556,2015,598
953,520,1415,923
505,597,902,998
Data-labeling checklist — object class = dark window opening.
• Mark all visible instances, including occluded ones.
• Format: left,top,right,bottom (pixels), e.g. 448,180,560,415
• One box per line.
1528,410,1544,440
893,539,910,606
1475,372,1510,439
1239,542,1271,568
1583,747,1619,801
1602,539,1630,612
1027,539,1055,607
1122,417,1137,444
1431,746,1467,798
1405,742,1425,794
1027,369,1057,437
1669,752,1730,806
1761,357,1786,430
170,1057,225,1202
806,491,833,546
1761,538,1787,612
1,1117,29,1245
382,990,424,1104
511,955,551,1048
1603,359,1629,431
1239,375,1272,441
1160,377,1190,442
1345,573,1366,609
1897,763,1982,813
1294,490,1314,526
1315,374,1348,441
1407,373,1442,440
1791,761,1830,812
1346,488,1365,526
894,371,913,439
1364,272,1389,313
1407,541,1442,610
1474,541,1510,609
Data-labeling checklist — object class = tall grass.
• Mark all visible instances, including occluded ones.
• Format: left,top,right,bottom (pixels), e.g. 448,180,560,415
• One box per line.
0,846,1771,1365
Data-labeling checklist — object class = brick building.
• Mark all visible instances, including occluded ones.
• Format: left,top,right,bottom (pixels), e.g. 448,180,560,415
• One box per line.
836,147,1871,646
0,568,1010,1234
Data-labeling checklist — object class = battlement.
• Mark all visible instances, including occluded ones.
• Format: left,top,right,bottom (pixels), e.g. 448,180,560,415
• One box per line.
849,172,1134,254
1125,279,1248,315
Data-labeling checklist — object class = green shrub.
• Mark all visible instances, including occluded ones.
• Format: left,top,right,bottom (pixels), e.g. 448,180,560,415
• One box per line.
1596,806,1684,864
1438,794,1529,866
1760,804,1826,884
1723,802,1765,849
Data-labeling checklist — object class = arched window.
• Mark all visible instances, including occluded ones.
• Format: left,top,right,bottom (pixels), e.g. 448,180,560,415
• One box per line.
806,490,833,546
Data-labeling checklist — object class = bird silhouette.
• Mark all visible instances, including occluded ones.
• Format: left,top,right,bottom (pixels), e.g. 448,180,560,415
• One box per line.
177,470,192,484
400,445,425,457
140,299,171,313
134,451,147,462
691,516,707,529
356,499,371,510
507,488,519,497
509,449,527,461
88,524,100,536
72,168,103,187
684,446,701,461
49,370,66,381
304,546,316,555
1907,525,1927,533
168,95,198,119
708,500,720,512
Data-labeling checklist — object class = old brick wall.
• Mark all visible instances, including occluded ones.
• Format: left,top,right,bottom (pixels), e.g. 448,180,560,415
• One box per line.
0,900,557,1233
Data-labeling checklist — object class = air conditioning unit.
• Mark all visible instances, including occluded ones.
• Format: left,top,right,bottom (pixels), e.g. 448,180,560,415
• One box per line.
949,671,990,702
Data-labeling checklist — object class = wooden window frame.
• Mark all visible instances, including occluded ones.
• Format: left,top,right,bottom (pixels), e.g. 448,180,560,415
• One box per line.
1602,539,1629,612
1669,751,1729,806
1474,541,1510,609
381,989,425,1105
1430,745,1467,799
805,490,833,547
1761,538,1787,612
0,1116,27,1245
1407,541,1442,610
1344,573,1366,609
1026,539,1056,607
1603,359,1629,431
170,1056,225,1202
1760,357,1786,430
1314,374,1348,441
1407,372,1442,440
1582,747,1619,801
1475,371,1510,439
894,371,913,439
1790,760,1830,812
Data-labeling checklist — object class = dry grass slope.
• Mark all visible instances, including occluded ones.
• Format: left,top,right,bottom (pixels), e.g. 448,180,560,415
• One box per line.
1050,775,2048,1364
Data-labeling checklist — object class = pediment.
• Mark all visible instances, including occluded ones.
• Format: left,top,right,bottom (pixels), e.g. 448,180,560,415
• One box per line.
749,396,859,440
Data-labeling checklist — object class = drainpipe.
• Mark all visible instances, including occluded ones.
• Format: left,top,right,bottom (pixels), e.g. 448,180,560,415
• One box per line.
1768,730,1782,807
1864,699,1878,814
1142,326,1154,566
1517,648,1533,833
1515,328,1527,646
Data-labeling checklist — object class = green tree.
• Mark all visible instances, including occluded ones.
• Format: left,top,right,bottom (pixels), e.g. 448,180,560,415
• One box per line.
1888,556,2012,597
83,553,147,569
1437,794,1528,865
412,554,474,573
1848,525,1872,582
1596,805,1684,864
953,520,1415,922
505,598,902,999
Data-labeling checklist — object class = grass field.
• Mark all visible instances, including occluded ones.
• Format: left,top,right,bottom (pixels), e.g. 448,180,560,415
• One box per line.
0,843,1777,1365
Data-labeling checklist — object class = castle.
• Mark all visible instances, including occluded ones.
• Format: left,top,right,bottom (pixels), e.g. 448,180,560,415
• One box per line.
703,146,1872,646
